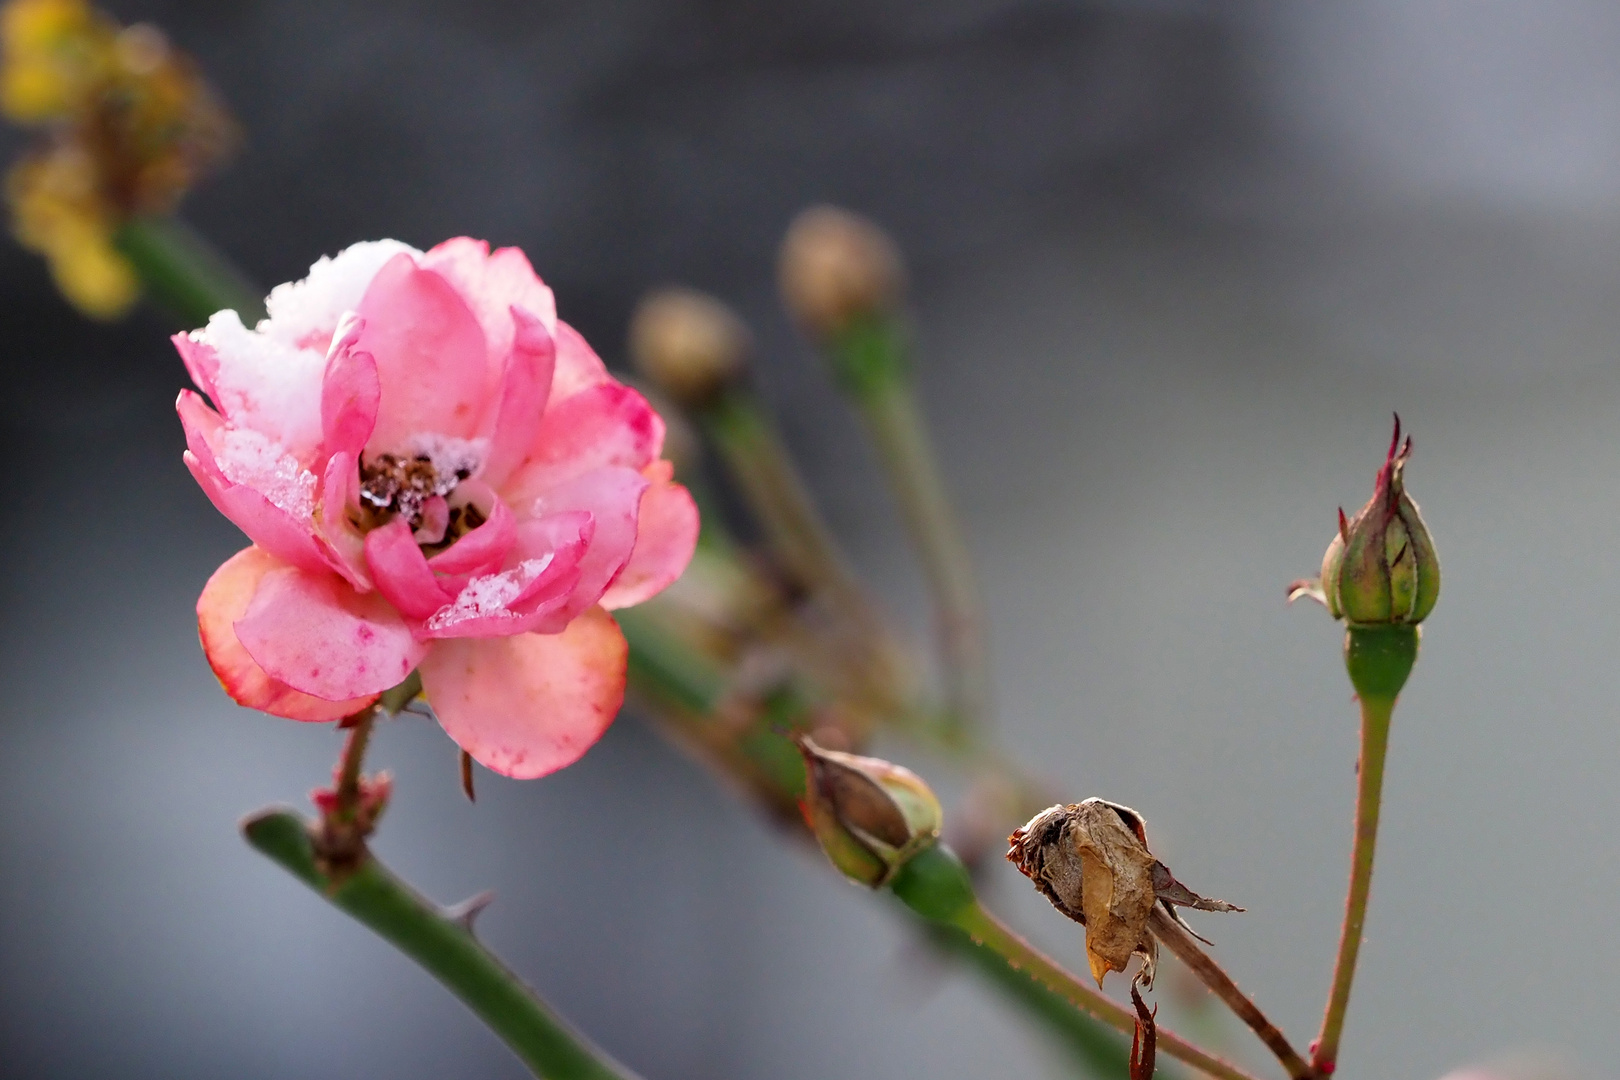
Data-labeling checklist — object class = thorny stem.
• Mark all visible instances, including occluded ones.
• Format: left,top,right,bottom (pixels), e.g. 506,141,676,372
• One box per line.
1311,690,1396,1073
244,810,642,1080
333,708,377,816
954,901,1266,1080
1147,907,1315,1080
830,318,989,738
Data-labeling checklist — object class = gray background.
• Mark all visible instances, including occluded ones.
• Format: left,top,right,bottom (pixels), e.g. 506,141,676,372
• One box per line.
1,1,1615,1078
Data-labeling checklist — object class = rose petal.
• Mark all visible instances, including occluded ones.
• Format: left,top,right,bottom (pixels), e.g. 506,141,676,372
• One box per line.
518,465,649,619
316,450,371,590
418,606,627,779
426,489,516,578
179,390,331,575
356,252,496,449
501,384,664,506
234,562,427,700
599,477,699,609
420,513,592,639
364,519,454,621
479,307,556,489
173,331,220,404
551,319,611,402
320,337,380,459
420,237,558,357
197,546,377,721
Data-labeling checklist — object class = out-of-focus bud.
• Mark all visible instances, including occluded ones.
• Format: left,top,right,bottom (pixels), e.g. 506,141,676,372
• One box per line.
6,141,136,316
1289,416,1440,626
1007,799,1240,987
0,0,110,122
629,287,750,409
797,735,942,887
778,204,904,341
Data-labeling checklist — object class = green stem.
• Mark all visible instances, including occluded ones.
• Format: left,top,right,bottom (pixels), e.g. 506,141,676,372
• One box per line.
831,318,989,737
333,709,377,815
1312,624,1416,1074
890,847,1264,1080
114,215,266,326
244,810,642,1080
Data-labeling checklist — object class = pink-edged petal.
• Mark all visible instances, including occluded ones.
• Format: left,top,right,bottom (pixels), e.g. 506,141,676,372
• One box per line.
413,495,450,544
320,335,380,459
600,477,699,610
479,307,556,488
364,519,454,621
427,488,516,577
234,562,427,701
420,513,592,639
316,450,371,590
356,252,496,449
420,237,558,358
178,390,330,575
518,465,649,619
418,606,627,779
501,384,665,506
197,546,377,721
173,332,220,403
551,320,611,402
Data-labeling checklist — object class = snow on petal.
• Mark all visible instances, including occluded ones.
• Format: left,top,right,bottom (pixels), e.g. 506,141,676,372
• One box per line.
234,562,427,701
197,546,378,721
521,464,649,618
262,239,421,351
192,309,328,461
600,476,699,610
418,607,627,779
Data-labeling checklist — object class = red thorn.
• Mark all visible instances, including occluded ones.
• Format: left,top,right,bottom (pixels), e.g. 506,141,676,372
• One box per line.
1337,508,1349,542
1388,412,1402,461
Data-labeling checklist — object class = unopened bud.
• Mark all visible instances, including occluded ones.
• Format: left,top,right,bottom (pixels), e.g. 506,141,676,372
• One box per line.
797,736,942,887
778,205,904,341
628,287,750,408
1290,416,1440,626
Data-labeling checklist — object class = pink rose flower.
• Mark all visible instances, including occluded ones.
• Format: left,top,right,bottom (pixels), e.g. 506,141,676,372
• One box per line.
177,238,699,778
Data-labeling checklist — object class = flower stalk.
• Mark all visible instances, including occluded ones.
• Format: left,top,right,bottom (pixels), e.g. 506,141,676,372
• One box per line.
1311,624,1416,1074
114,214,264,324
243,809,643,1080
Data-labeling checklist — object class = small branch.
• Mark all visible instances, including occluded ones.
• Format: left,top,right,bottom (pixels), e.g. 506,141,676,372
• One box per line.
954,901,1267,1080
851,359,990,737
1147,907,1315,1080
114,215,266,326
244,809,643,1080
1311,690,1397,1073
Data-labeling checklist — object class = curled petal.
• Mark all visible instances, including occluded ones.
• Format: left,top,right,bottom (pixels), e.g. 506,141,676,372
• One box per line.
179,390,331,575
320,339,380,459
365,519,454,621
234,563,427,700
418,607,627,779
520,465,649,619
502,384,665,506
422,513,592,639
420,237,558,357
197,546,377,721
480,307,556,488
600,477,699,610
316,450,371,590
427,485,516,578
173,332,220,404
356,253,496,449
551,319,611,402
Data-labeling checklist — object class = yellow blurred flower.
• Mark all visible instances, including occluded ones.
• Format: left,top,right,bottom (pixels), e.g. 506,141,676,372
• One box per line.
1,0,113,122
7,142,137,318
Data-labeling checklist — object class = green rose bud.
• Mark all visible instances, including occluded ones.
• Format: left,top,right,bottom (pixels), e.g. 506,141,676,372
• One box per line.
796,736,942,888
1291,416,1440,626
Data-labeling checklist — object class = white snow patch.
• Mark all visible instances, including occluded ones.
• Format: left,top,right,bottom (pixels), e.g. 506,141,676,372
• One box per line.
216,427,318,520
261,239,421,349
426,555,555,631
196,310,326,457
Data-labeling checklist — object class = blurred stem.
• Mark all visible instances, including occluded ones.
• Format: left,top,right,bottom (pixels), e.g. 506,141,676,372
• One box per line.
888,847,1263,1080
114,215,266,326
243,810,641,1080
1312,625,1414,1074
828,317,988,738
700,388,868,614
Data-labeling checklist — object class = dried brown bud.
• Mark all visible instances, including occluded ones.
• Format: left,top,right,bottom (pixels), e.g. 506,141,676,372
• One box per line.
798,736,942,887
628,287,750,407
778,205,904,340
1007,799,1240,987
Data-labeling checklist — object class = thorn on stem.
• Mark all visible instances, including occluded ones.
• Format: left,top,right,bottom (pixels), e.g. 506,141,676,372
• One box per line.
460,749,476,803
445,890,495,933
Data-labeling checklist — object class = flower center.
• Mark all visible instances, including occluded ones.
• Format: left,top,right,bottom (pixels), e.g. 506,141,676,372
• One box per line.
358,453,466,526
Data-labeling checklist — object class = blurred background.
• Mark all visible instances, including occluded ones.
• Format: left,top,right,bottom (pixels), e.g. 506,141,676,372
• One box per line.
2,1,1617,1077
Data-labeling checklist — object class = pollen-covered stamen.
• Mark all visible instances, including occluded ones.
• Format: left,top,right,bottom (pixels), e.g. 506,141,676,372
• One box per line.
358,453,469,527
